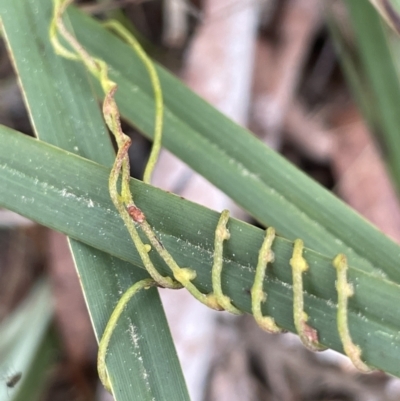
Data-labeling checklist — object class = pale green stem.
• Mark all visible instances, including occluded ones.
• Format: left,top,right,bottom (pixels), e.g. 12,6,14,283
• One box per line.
332,254,371,372
103,20,163,185
98,278,157,392
50,0,102,77
102,86,135,204
211,210,242,314
290,239,325,351
50,0,78,60
251,227,282,333
108,138,179,289
139,220,223,310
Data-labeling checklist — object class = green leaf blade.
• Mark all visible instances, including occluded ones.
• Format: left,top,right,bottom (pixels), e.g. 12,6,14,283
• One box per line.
0,1,190,399
1,129,400,377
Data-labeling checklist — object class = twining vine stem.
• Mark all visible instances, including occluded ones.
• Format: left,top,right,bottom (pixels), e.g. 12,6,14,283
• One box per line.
50,0,371,394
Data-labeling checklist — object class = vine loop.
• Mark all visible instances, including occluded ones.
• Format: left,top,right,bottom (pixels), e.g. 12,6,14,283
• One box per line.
50,1,372,394
290,239,326,351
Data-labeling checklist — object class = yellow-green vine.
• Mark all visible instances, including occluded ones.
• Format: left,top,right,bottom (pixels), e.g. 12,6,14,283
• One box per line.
50,0,371,394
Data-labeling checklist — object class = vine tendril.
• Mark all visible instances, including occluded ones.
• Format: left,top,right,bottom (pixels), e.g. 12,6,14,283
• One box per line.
290,239,326,351
251,227,282,333
97,278,157,392
333,254,370,372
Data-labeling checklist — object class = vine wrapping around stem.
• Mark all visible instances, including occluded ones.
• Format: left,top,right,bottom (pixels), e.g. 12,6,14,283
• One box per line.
290,239,326,351
50,1,372,392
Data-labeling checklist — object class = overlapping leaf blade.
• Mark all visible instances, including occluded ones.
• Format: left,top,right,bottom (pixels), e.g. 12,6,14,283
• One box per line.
1,128,400,377
0,1,190,399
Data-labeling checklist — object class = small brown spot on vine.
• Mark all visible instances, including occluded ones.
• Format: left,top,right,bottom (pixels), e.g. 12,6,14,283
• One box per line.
127,205,146,223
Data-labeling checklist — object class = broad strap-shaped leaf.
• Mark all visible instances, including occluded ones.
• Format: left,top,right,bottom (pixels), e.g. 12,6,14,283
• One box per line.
343,1,400,193
0,282,52,401
1,127,400,377
0,1,190,399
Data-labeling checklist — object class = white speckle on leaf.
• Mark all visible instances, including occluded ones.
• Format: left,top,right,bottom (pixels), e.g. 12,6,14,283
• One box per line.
128,323,153,395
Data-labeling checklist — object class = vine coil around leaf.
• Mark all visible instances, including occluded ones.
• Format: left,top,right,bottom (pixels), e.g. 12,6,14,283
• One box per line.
50,0,371,394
